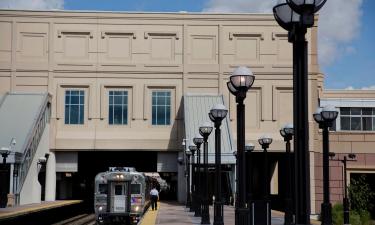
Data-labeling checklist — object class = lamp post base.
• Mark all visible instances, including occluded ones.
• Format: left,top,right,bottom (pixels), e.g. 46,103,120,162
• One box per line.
194,199,202,217
284,197,293,225
201,200,210,225
235,207,250,225
320,202,332,225
213,201,224,225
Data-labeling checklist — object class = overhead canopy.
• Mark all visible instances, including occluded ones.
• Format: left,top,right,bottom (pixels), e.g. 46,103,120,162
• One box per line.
184,94,235,164
0,92,48,163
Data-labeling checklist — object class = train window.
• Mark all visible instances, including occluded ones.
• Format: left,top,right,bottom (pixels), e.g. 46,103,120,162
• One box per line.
99,184,107,194
131,184,141,194
115,185,123,195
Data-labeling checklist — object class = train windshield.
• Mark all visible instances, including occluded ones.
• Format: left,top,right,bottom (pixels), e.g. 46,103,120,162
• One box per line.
99,184,107,194
131,184,141,194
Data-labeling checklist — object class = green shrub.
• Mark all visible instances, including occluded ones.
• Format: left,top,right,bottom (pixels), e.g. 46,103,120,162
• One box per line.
332,203,344,225
331,203,372,225
350,211,362,225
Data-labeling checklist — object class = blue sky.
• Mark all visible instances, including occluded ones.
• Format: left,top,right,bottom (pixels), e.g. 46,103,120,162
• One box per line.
323,0,375,89
1,0,374,90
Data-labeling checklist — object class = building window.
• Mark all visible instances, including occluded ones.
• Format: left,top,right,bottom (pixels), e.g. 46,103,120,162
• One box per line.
108,91,128,125
152,91,171,125
340,107,375,131
65,90,84,124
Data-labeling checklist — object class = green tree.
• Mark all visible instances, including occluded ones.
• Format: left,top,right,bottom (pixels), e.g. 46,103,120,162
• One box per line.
348,175,375,214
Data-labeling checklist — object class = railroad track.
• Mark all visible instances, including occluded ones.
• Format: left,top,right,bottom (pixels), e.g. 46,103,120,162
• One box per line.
52,213,96,225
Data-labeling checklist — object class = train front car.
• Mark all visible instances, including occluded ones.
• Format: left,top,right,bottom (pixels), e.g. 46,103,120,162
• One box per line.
129,171,147,224
94,172,108,223
94,167,147,225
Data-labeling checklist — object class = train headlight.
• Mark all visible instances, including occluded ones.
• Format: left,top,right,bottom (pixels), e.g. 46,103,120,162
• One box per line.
116,174,120,179
120,174,124,179
98,206,103,211
135,206,139,211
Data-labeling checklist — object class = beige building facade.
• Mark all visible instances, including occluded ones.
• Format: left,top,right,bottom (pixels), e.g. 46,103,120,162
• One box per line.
0,9,373,217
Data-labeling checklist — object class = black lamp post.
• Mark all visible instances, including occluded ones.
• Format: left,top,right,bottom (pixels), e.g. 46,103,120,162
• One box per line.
0,149,10,165
194,135,204,217
189,144,197,212
313,105,339,225
209,104,228,225
280,123,294,225
329,152,356,225
273,1,327,224
245,142,255,220
199,122,213,225
258,135,273,225
227,66,255,225
186,149,192,208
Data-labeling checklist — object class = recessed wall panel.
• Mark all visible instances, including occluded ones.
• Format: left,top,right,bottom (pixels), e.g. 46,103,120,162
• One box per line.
0,22,12,64
191,36,215,61
64,35,88,59
107,36,131,59
151,37,173,60
20,33,46,57
235,37,257,60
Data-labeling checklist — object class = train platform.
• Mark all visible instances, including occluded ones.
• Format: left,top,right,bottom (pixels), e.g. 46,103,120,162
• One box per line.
141,201,321,225
0,200,84,224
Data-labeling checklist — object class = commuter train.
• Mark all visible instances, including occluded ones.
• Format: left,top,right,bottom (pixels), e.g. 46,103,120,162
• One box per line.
94,167,156,225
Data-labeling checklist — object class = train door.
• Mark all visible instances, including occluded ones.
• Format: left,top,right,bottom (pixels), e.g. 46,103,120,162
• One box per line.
110,182,130,213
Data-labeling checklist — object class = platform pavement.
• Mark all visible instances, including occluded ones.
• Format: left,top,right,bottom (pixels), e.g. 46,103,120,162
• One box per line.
143,201,322,225
142,201,290,225
0,200,83,221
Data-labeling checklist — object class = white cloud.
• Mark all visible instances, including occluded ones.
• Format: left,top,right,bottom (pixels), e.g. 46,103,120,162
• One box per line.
203,0,363,67
361,86,375,90
0,0,64,10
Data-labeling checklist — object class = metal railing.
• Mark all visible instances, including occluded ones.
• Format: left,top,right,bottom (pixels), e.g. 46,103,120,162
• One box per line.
15,94,50,205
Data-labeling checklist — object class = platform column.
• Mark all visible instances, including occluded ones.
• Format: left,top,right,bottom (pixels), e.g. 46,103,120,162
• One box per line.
45,152,56,201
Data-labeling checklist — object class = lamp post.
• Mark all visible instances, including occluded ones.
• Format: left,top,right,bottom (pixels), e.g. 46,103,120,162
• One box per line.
313,105,339,225
194,135,204,217
186,149,192,208
245,142,255,218
273,1,327,223
227,66,255,225
329,152,356,225
209,104,228,225
189,144,197,212
258,135,273,225
199,122,213,225
280,123,294,225
0,148,10,165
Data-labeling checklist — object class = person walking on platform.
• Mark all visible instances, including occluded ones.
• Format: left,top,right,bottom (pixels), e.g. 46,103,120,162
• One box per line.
150,187,159,210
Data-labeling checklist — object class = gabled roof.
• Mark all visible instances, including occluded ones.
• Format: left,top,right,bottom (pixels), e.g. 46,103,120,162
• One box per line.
184,94,235,164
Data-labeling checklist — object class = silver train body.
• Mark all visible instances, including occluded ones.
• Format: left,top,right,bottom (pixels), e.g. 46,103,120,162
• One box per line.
94,167,153,224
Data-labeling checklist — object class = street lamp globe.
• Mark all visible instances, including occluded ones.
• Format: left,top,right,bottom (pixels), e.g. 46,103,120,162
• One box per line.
273,2,300,31
209,104,228,123
186,149,192,156
193,134,204,146
286,0,327,14
280,127,286,138
228,66,255,95
284,123,294,135
177,156,184,165
258,134,273,146
313,107,323,123
321,105,339,122
245,143,255,152
189,144,197,155
199,122,213,137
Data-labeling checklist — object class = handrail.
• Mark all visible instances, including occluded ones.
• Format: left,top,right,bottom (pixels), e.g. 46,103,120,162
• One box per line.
15,94,50,204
